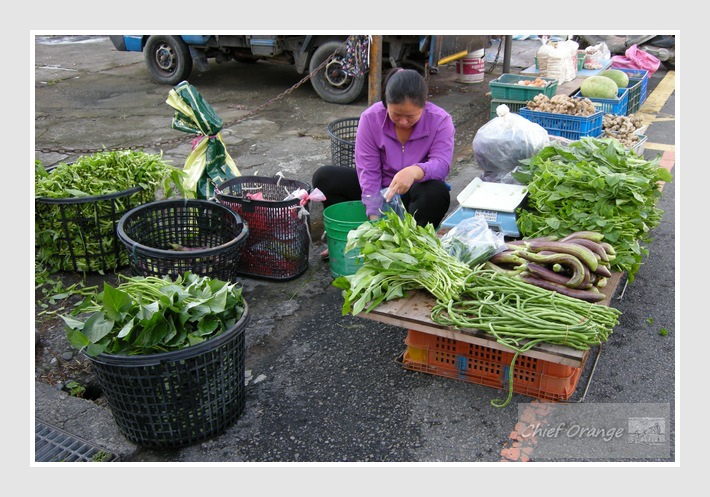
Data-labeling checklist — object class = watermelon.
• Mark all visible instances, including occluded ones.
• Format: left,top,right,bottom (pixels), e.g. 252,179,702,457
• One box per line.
580,76,618,99
599,69,629,89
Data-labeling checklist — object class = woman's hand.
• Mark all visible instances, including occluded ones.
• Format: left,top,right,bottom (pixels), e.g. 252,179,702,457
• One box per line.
385,165,424,201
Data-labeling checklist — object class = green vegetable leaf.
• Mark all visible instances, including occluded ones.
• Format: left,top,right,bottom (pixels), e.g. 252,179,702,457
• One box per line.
63,188,90,198
61,272,245,356
60,314,87,331
65,328,91,350
197,315,220,336
101,284,133,322
81,312,115,343
514,137,671,281
137,300,160,321
116,318,136,339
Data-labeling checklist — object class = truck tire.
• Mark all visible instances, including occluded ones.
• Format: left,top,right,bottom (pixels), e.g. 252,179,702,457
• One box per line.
309,41,365,104
143,35,193,85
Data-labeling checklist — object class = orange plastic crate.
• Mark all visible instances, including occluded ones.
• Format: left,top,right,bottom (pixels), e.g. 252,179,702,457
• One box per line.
401,330,587,401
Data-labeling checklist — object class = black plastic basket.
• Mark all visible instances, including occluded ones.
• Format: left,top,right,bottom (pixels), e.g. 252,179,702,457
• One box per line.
327,117,359,168
215,176,311,281
117,199,248,282
89,305,249,449
35,184,153,273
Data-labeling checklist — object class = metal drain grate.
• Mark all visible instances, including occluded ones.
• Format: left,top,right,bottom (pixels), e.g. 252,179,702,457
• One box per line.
35,419,118,462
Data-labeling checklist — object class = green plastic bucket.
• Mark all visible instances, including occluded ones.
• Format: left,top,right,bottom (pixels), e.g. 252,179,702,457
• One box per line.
323,201,368,278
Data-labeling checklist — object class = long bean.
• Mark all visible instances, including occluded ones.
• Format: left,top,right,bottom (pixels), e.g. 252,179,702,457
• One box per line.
430,265,620,407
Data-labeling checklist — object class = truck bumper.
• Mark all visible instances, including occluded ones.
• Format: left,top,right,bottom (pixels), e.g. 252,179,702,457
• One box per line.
109,35,143,52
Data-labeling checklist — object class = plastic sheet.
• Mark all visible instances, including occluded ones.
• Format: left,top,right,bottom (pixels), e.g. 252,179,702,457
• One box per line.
610,44,661,76
166,81,240,199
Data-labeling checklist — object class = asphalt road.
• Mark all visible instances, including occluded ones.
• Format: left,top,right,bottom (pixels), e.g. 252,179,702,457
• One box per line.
29,34,679,483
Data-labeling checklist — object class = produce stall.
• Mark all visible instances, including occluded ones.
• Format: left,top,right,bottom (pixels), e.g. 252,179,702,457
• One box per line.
489,46,650,149
334,134,672,407
519,38,613,96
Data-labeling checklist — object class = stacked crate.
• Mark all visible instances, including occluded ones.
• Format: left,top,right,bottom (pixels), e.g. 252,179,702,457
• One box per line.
614,68,649,115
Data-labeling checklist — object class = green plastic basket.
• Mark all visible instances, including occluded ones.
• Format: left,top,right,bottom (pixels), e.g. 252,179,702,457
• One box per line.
489,74,558,101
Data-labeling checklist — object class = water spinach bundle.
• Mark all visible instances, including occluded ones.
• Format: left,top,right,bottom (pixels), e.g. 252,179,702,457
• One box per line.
332,209,472,316
512,137,672,281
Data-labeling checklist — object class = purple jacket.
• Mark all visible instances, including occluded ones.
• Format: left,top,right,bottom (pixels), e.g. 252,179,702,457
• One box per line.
354,101,455,217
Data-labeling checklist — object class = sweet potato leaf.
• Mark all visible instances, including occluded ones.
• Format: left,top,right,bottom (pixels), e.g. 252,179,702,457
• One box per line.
62,272,245,356
514,137,671,282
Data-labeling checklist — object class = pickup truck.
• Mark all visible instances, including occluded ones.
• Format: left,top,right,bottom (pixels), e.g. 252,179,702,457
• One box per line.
109,34,490,104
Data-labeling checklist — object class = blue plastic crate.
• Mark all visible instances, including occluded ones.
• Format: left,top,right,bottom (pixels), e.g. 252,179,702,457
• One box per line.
574,88,629,115
613,68,649,114
518,107,603,141
489,99,528,119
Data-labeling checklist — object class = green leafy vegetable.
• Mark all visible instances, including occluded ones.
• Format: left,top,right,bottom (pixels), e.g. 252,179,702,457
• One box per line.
62,272,245,356
35,151,187,273
332,209,472,316
35,150,185,199
512,137,672,281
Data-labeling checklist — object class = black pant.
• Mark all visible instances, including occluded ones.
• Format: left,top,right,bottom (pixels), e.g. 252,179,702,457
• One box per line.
312,165,451,228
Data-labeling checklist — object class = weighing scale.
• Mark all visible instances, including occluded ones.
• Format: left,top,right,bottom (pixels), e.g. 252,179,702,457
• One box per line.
441,177,528,237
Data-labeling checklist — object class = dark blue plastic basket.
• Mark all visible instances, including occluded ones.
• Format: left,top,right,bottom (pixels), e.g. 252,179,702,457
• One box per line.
614,68,649,114
518,107,604,141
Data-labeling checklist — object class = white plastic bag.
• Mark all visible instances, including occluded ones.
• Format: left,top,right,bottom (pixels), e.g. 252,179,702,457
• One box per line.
473,105,550,182
582,42,611,70
537,39,579,83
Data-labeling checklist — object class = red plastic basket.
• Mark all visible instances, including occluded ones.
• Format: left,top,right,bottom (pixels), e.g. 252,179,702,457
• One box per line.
215,176,312,281
401,330,588,402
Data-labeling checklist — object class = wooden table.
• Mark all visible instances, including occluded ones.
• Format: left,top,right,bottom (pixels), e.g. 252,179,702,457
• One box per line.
357,271,623,369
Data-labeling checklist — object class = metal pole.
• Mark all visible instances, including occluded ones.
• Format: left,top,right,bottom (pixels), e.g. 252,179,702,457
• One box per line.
502,35,512,74
368,35,383,106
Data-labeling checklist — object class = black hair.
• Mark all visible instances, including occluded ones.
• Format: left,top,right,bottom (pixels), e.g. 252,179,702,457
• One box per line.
381,68,428,108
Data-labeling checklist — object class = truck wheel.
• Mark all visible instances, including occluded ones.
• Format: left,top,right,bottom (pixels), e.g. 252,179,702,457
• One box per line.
309,41,365,104
143,35,193,85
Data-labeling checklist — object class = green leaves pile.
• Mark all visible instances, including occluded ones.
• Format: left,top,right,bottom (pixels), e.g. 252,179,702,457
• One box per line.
62,272,246,357
35,150,185,199
512,137,673,281
332,210,472,316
